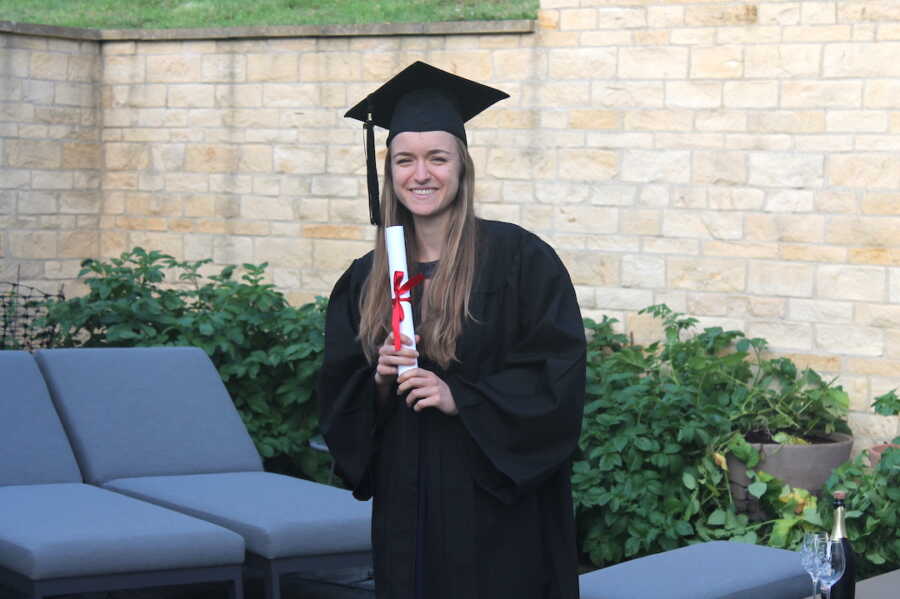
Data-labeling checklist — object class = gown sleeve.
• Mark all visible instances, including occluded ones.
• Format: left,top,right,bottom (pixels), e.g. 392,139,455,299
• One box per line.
446,232,586,502
316,258,382,500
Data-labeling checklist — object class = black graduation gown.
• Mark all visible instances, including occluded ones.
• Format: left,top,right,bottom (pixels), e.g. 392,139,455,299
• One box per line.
317,220,585,599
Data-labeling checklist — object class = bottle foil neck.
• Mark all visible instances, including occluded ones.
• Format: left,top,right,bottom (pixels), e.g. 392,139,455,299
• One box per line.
832,505,848,540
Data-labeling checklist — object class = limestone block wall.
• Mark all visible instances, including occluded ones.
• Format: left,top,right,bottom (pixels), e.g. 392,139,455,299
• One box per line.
1,0,900,447
97,36,377,300
531,0,900,447
0,32,102,295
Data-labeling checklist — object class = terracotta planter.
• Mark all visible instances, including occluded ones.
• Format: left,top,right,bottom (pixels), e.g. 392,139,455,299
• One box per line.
727,433,853,520
868,443,900,468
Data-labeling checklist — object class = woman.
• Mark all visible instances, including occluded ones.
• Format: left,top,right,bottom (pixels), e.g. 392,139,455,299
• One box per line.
317,62,586,599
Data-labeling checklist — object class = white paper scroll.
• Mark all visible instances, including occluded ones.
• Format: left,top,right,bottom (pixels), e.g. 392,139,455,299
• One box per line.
385,225,419,375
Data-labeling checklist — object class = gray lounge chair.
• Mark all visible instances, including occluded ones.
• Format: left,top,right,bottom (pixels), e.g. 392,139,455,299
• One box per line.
579,541,810,599
0,350,245,599
34,346,372,599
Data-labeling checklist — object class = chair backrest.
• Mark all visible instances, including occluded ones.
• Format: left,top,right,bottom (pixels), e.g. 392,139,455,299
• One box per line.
35,347,263,484
0,350,82,486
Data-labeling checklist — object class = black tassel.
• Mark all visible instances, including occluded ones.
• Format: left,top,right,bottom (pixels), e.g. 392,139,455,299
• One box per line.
364,95,381,226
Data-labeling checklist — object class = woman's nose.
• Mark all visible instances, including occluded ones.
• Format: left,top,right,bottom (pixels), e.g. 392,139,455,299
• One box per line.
413,160,429,181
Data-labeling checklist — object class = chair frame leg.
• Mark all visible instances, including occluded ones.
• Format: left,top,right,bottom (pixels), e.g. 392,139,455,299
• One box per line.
245,551,373,599
228,572,244,599
262,561,281,599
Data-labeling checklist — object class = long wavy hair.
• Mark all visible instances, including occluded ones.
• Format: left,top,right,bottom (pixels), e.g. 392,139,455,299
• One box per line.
358,136,478,369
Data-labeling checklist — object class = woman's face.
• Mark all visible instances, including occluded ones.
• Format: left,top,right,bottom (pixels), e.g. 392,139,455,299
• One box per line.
390,130,461,222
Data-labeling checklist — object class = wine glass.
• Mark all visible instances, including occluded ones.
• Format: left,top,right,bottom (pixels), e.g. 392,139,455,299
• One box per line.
800,532,828,599
817,539,846,599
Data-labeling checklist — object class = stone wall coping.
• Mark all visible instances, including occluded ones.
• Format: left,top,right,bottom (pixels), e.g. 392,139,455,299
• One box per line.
0,18,534,41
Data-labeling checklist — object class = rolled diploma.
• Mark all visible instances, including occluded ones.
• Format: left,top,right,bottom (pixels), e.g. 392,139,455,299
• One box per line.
385,225,418,375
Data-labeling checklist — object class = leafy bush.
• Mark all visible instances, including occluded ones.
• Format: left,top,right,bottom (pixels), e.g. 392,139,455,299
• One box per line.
820,442,900,578
873,389,900,417
811,389,900,578
39,248,331,482
573,307,747,566
748,437,900,578
572,305,853,567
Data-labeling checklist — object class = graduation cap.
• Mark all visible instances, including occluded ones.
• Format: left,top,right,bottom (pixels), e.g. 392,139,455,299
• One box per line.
345,61,509,226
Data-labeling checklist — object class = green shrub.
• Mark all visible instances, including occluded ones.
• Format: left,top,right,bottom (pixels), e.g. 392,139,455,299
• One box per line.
748,439,900,578
821,442,900,578
573,305,853,568
808,446,900,578
574,307,739,566
814,389,900,578
39,248,331,482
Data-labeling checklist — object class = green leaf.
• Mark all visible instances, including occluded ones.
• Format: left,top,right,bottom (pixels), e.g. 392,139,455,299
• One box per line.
770,517,798,548
732,531,758,544
772,432,809,445
584,399,604,414
624,536,641,557
682,472,696,490
801,507,823,527
707,509,726,526
634,437,654,451
748,481,767,498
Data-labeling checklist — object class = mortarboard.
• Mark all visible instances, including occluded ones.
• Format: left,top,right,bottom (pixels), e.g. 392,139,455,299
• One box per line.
345,61,509,226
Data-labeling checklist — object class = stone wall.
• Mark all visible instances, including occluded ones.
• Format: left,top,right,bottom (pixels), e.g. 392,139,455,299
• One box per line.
1,0,900,447
0,32,102,295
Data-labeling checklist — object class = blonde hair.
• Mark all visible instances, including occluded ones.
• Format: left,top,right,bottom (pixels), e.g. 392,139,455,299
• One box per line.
358,136,478,369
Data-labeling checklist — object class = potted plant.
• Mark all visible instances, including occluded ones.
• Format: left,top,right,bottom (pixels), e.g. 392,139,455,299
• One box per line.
720,341,854,517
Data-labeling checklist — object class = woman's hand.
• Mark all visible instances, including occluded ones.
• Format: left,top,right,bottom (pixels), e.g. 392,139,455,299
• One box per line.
397,368,458,415
375,333,418,390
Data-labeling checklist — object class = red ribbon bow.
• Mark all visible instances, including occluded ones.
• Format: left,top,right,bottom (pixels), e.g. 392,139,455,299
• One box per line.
391,270,425,350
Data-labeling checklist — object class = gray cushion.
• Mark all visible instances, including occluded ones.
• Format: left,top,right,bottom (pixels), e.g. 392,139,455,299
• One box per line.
0,351,81,486
105,471,372,559
35,347,262,484
579,541,809,599
0,483,244,579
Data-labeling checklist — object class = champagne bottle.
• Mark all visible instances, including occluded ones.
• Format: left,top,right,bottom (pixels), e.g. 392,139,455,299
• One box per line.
827,490,856,599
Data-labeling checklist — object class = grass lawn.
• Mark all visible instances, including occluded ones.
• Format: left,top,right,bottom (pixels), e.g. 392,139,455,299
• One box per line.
0,0,538,29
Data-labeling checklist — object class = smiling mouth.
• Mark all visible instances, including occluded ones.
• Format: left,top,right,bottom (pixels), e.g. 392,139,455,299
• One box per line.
411,188,437,196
